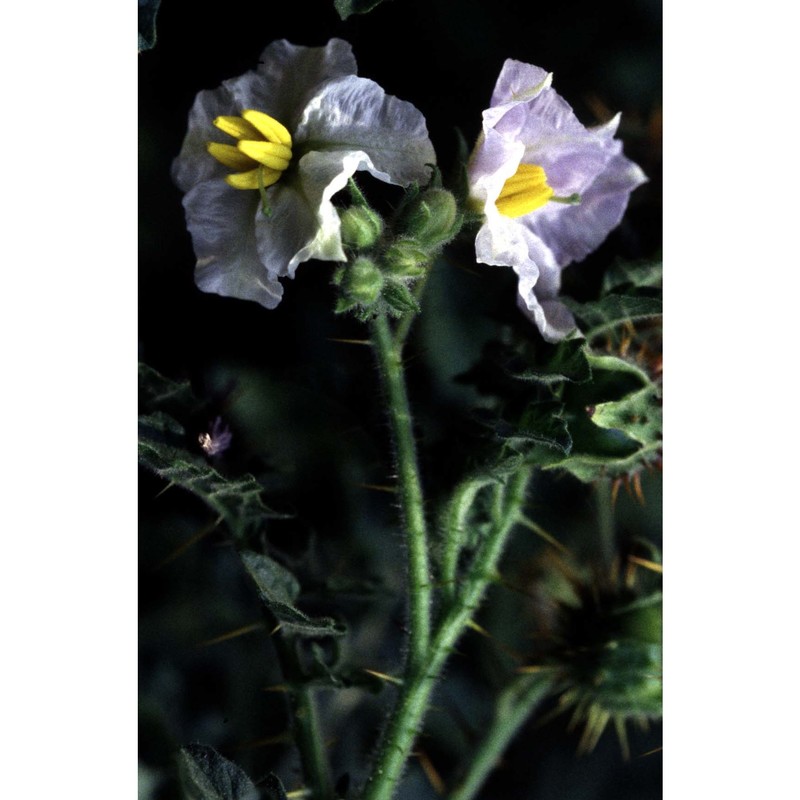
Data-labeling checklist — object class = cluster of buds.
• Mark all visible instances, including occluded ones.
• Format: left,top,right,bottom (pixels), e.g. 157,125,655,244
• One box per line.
333,181,461,319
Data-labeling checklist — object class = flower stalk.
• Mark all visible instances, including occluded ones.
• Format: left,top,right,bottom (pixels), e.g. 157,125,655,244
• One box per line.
370,312,433,669
448,670,555,800
362,462,533,800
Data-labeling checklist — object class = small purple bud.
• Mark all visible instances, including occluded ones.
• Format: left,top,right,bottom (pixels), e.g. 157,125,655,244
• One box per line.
198,417,232,456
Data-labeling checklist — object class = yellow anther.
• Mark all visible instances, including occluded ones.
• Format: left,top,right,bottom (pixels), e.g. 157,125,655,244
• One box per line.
237,140,292,170
209,111,293,191
206,142,257,172
496,163,554,218
241,109,293,146
213,115,262,140
224,167,283,190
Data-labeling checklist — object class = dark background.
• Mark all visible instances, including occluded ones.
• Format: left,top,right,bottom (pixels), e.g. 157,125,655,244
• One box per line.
139,1,662,797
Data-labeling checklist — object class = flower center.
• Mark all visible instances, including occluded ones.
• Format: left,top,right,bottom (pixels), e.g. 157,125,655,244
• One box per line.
496,163,554,218
206,110,293,191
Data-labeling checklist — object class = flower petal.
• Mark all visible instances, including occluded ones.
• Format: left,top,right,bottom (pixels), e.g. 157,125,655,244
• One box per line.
173,85,239,191
295,75,436,186
182,179,284,308
521,151,648,266
248,39,359,127
254,150,376,281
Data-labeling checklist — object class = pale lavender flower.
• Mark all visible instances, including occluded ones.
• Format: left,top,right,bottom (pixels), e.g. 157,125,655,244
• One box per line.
173,39,436,309
198,417,232,457
467,59,647,341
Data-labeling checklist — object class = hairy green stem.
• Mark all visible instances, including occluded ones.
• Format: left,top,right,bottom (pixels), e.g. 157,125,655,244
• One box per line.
393,266,432,347
439,477,491,602
270,630,334,800
371,312,432,670
448,671,554,800
291,686,335,800
596,475,616,566
362,468,532,800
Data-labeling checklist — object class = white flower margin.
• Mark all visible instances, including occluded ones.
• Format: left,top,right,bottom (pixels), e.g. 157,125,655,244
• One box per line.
172,39,436,309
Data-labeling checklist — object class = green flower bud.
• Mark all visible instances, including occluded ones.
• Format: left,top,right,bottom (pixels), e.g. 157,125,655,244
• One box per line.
343,257,384,307
400,188,460,249
383,240,430,279
339,206,384,250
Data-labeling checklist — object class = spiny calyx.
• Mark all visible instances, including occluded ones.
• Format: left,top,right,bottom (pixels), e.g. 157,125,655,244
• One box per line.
207,110,293,190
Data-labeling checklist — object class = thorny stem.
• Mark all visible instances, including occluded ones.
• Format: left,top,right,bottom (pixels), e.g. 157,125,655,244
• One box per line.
447,670,555,800
362,468,532,800
370,312,432,671
291,686,335,800
439,477,493,603
271,633,334,800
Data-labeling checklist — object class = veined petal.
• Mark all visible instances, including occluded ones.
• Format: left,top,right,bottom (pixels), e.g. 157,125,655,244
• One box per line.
296,75,436,186
173,85,239,190
253,150,374,280
521,151,647,266
182,179,284,309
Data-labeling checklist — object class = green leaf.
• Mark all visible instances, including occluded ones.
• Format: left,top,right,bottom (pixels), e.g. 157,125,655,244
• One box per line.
592,383,662,448
602,256,663,295
506,401,572,454
510,338,592,385
138,0,162,52
568,294,662,340
138,412,286,541
139,362,198,419
334,0,392,20
524,354,661,481
178,744,259,800
240,551,346,639
262,774,290,800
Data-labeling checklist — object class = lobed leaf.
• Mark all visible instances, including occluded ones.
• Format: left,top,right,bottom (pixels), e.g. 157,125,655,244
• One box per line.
178,744,259,800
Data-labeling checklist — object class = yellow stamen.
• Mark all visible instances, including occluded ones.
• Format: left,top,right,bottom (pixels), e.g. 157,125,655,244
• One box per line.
206,142,257,171
208,110,294,191
237,140,292,170
213,115,262,140
225,167,283,190
241,109,293,146
496,163,554,218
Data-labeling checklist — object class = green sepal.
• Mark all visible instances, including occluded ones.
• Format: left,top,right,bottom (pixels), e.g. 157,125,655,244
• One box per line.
382,280,421,316
397,187,461,249
382,240,430,279
340,206,384,250
240,550,345,639
178,744,259,800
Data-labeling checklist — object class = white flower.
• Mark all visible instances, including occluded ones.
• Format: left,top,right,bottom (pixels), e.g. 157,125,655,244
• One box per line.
172,39,436,309
468,59,647,341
